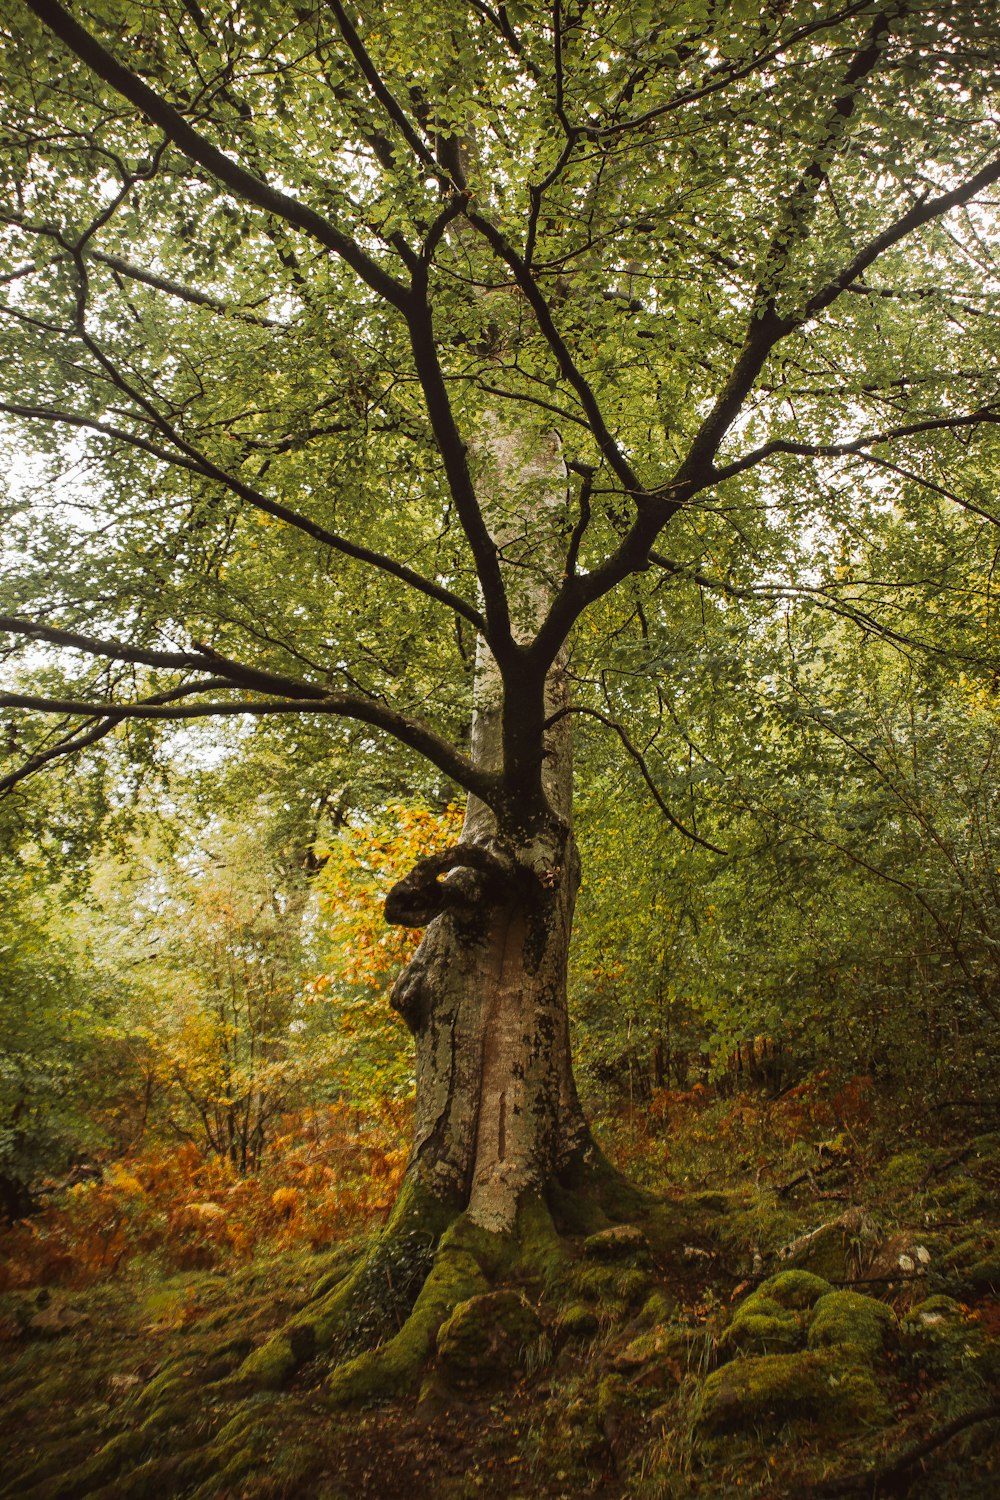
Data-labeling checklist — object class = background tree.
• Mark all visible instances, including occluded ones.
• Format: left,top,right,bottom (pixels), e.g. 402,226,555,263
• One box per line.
2,0,1000,1395
0,791,118,1218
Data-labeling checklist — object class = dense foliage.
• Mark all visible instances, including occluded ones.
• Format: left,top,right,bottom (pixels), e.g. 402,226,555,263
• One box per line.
0,0,996,1244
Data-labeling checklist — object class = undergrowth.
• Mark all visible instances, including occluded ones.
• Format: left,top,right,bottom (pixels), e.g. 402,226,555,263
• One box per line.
0,1103,407,1291
1,1077,998,1499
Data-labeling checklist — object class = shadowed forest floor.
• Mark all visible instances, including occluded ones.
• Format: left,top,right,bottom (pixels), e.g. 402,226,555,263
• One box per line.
1,1079,998,1499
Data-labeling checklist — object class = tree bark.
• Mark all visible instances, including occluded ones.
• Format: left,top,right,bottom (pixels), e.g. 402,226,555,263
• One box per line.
387,423,593,1233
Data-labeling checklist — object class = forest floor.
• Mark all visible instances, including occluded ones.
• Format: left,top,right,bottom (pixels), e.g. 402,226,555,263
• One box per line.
1,1078,998,1499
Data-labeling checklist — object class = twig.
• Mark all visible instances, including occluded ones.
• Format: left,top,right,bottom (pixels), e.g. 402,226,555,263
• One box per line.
803,1404,1000,1496
916,1147,973,1192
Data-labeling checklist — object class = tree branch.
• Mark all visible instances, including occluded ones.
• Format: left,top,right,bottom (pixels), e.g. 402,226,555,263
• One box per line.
646,555,996,667
0,402,486,632
803,154,1000,324
0,688,498,804
675,8,896,482
545,703,726,853
91,249,283,326
713,407,1000,488
0,614,206,672
578,0,877,141
0,679,231,793
25,0,411,310
327,0,450,187
406,279,514,652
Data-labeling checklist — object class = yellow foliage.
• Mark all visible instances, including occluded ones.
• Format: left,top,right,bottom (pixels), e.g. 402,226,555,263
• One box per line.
0,1103,409,1290
270,1186,299,1217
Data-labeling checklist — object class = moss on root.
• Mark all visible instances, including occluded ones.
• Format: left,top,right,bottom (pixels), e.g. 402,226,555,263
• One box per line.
325,1256,484,1405
324,1211,509,1407
317,1189,656,1404
21,1430,150,1500
436,1289,542,1384
510,1193,570,1286
552,1142,656,1231
239,1174,460,1391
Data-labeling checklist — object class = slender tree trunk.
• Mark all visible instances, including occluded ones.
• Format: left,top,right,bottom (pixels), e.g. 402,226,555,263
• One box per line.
388,425,593,1233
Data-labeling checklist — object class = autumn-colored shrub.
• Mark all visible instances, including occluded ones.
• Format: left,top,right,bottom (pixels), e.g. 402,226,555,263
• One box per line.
0,1103,408,1290
593,1072,861,1195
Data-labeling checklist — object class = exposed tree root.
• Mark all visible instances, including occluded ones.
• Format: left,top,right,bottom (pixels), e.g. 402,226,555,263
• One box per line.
803,1402,1000,1497
237,1173,459,1390
326,1216,494,1405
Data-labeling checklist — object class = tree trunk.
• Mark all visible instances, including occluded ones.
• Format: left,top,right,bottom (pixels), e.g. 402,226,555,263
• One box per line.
388,425,594,1233
240,435,649,1399
390,821,591,1233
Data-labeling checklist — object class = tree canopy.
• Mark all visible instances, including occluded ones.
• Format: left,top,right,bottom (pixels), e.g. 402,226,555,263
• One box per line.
2,0,999,838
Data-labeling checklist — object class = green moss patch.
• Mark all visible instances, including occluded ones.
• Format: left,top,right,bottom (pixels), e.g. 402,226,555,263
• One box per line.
721,1300,803,1355
436,1289,542,1384
749,1269,832,1309
697,1347,891,1435
554,1302,599,1341
612,1321,697,1374
807,1290,896,1358
718,1270,831,1357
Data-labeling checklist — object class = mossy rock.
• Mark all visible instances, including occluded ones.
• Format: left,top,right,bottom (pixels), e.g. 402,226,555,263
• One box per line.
780,1211,866,1282
555,1303,599,1341
744,1270,832,1311
581,1225,652,1265
721,1300,803,1356
697,1348,891,1435
807,1291,895,1359
436,1289,542,1384
23,1301,91,1339
710,1193,799,1264
927,1178,987,1215
568,1260,651,1308
719,1272,831,1357
558,1392,607,1464
611,1322,696,1376
635,1290,677,1328
902,1294,964,1341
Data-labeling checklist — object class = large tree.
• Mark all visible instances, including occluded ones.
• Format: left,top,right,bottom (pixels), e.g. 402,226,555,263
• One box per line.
2,0,999,1393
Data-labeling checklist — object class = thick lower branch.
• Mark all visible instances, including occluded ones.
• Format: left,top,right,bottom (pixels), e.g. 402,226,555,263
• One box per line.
0,690,499,805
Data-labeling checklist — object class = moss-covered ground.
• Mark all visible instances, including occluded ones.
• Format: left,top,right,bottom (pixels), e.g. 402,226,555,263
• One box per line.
1,1081,998,1498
